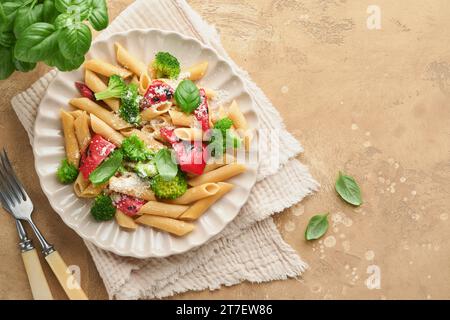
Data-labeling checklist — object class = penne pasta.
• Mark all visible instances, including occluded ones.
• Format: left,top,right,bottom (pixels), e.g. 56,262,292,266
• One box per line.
188,163,246,187
135,215,195,236
84,59,132,79
73,111,91,151
90,114,124,147
228,100,248,130
60,110,80,168
120,127,164,151
165,183,220,205
138,72,151,95
115,210,138,230
203,154,235,173
130,75,139,85
69,110,83,118
184,61,208,81
114,42,147,77
70,97,132,130
204,88,217,100
168,109,194,127
141,102,172,121
84,69,120,111
138,201,188,219
179,182,234,221
173,127,206,141
74,173,106,198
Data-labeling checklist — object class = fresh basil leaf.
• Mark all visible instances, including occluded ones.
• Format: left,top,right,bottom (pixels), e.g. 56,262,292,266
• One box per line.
45,49,84,71
0,2,22,32
88,0,108,31
335,172,362,206
12,58,36,72
54,12,74,29
174,79,201,114
55,0,92,20
305,213,329,241
155,148,178,181
13,3,43,38
58,22,91,59
89,150,123,186
0,31,14,47
43,0,59,23
14,22,59,62
0,45,15,79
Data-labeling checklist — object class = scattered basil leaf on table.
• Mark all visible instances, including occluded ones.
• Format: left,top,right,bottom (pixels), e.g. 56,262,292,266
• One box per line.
155,148,178,181
0,31,15,47
14,22,59,62
89,150,123,186
335,171,362,206
0,46,15,80
175,79,201,114
13,4,44,38
58,22,92,59
13,58,36,72
89,0,109,31
43,0,60,23
305,213,329,241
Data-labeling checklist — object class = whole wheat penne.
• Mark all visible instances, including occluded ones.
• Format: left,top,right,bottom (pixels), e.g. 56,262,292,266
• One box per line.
138,201,188,219
179,182,234,221
203,154,235,173
90,114,124,146
69,110,83,118
130,75,139,85
73,173,89,197
165,183,220,205
114,42,147,77
188,163,246,187
135,215,195,236
168,109,194,127
73,111,91,152
70,97,131,130
138,72,151,95
60,110,80,168
84,69,120,111
174,127,207,141
141,102,172,121
84,59,132,79
184,61,208,81
115,210,138,230
227,100,248,130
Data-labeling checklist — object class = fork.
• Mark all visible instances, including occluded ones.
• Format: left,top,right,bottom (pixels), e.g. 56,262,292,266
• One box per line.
0,149,88,300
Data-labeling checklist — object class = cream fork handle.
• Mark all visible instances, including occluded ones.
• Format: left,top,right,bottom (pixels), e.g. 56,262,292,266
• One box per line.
45,250,88,300
21,248,54,300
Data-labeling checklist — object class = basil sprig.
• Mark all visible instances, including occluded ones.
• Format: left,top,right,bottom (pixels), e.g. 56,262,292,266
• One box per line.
89,150,123,186
155,148,178,181
174,79,201,114
335,172,362,206
305,213,329,241
0,0,109,80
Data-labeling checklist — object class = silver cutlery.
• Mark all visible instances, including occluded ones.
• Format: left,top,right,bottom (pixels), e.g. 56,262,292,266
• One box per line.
0,149,88,300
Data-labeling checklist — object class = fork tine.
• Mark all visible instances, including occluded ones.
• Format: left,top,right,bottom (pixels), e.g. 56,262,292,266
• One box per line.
0,150,26,202
0,190,12,213
2,150,27,199
0,163,18,205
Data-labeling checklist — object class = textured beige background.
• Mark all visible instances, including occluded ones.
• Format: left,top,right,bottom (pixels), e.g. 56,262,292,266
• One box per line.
0,0,449,300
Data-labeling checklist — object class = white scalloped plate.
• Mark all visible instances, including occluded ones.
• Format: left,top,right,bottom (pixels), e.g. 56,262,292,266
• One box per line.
33,29,258,258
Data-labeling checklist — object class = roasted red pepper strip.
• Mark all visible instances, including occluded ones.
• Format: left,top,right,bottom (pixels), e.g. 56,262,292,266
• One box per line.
75,82,95,101
140,80,174,110
79,134,116,179
113,194,146,217
160,128,207,175
194,88,210,131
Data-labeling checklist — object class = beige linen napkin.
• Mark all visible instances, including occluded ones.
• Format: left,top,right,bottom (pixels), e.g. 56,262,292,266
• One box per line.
11,0,318,299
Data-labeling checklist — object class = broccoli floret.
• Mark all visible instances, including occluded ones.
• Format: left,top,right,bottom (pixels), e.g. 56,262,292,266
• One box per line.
56,159,78,184
135,161,158,179
121,134,154,162
119,84,141,125
214,117,234,134
151,172,187,199
95,75,127,100
209,117,241,155
152,52,181,79
90,195,116,221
